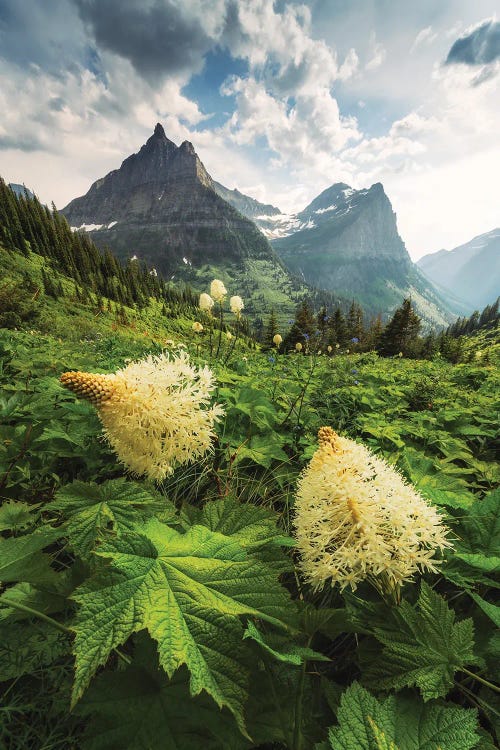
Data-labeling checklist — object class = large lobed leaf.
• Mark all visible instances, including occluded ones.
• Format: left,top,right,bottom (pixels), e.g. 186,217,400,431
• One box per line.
46,478,167,558
327,682,479,750
71,518,293,733
363,582,478,700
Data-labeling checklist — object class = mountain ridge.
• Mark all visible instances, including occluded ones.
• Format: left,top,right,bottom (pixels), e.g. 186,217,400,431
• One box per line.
417,229,500,312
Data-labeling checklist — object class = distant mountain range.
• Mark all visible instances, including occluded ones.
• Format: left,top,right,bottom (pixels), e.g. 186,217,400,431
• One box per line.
61,123,465,326
417,229,500,313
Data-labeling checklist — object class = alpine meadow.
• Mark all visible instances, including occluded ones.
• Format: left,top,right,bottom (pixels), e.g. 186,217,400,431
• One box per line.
1,2,500,750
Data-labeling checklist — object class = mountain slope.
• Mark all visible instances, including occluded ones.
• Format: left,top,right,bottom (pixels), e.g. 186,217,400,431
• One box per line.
270,182,464,326
418,229,500,312
61,124,308,321
212,181,281,219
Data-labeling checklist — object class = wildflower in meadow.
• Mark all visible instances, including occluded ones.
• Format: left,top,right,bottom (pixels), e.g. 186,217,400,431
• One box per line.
199,293,214,313
60,352,224,481
295,342,303,352
268,355,276,364
210,279,227,303
273,334,283,348
230,295,244,316
226,331,233,340
192,321,204,333
335,343,340,349
294,427,451,602
327,345,332,353
398,351,403,358
351,337,359,344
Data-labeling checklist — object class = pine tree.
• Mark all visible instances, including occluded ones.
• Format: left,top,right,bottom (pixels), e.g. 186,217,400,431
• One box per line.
262,309,280,350
378,298,421,357
284,299,316,351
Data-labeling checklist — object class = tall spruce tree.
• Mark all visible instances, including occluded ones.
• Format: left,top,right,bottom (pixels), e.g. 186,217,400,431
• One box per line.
379,298,421,356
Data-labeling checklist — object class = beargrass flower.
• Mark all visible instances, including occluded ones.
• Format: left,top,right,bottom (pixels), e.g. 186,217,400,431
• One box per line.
294,427,451,602
273,334,283,347
60,351,224,481
230,295,244,316
226,330,233,340
295,342,303,352
199,293,214,312
210,279,227,303
192,321,204,333
327,345,332,353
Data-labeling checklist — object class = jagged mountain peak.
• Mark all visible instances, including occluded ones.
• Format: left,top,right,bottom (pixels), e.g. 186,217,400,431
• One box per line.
153,122,166,137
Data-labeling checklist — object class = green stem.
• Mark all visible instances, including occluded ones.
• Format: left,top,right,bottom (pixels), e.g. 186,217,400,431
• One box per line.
292,636,312,750
1,598,71,634
2,598,132,666
263,656,293,749
215,303,224,359
462,667,500,694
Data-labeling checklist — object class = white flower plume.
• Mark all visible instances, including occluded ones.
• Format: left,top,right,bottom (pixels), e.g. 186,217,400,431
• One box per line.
61,351,224,480
294,427,451,599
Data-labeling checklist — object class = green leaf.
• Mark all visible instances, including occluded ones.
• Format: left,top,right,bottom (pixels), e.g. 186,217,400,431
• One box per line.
0,619,69,681
0,500,37,531
328,682,479,750
77,639,248,750
454,553,500,574
457,489,500,557
470,593,500,628
0,528,60,584
0,580,67,622
71,520,292,732
364,582,478,700
243,621,329,665
197,497,294,552
46,478,164,558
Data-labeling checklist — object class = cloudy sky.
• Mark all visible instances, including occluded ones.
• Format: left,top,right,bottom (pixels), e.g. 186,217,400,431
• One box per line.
1,0,499,259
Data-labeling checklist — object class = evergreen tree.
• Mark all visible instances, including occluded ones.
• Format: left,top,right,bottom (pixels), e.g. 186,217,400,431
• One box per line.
284,299,316,351
378,298,421,357
262,309,280,350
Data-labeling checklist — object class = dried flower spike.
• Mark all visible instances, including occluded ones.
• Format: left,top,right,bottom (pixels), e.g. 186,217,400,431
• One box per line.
294,427,451,602
60,351,224,481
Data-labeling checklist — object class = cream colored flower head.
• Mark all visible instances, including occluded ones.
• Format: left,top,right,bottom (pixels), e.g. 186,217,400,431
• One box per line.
226,330,233,340
273,334,283,347
210,279,227,303
398,351,403,358
230,295,244,316
60,351,224,481
192,321,204,333
199,293,214,313
294,427,451,598
336,343,340,349
327,345,332,352
295,342,303,351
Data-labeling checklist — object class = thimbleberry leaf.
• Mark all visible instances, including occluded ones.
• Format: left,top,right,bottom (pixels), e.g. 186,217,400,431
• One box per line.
363,582,479,700
71,518,292,733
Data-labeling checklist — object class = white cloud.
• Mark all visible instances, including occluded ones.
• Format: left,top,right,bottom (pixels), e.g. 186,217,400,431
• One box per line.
410,26,438,53
365,33,386,70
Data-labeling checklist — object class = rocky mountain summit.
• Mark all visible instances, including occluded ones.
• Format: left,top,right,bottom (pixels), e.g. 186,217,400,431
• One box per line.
61,125,309,321
268,182,463,324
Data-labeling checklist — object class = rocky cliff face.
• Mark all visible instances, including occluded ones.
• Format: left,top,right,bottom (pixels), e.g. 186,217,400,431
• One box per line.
213,181,281,219
62,124,282,274
418,229,500,313
61,124,310,322
270,182,461,325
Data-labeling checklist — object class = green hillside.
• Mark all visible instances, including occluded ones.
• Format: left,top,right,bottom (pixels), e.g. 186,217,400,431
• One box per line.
1,176,499,750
